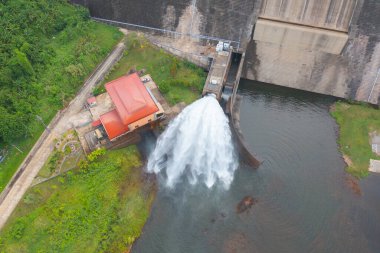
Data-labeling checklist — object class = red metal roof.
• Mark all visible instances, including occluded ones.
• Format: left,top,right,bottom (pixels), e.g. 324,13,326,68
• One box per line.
99,110,129,140
87,96,96,104
105,73,159,126
99,73,159,140
91,119,102,127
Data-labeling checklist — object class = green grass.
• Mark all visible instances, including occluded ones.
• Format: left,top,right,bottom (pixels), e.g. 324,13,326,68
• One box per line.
38,153,57,179
38,131,83,179
94,33,206,105
0,146,156,253
330,101,380,178
0,22,122,192
60,153,84,173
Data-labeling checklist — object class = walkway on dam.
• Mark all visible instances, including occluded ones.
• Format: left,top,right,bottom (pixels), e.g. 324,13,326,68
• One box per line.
202,50,231,100
202,47,244,106
0,40,126,231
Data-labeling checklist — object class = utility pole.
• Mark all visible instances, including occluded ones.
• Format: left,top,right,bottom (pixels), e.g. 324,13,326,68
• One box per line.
11,144,23,153
36,115,50,132
21,122,33,138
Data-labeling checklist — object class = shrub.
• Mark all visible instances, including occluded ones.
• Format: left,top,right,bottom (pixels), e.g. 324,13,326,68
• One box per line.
93,85,106,96
49,151,63,172
65,64,85,77
23,193,37,205
169,62,178,77
126,35,141,50
158,81,170,94
9,220,26,240
64,145,71,155
78,160,88,170
87,147,106,162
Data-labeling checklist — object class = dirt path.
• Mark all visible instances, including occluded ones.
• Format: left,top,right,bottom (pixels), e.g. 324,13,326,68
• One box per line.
0,40,125,230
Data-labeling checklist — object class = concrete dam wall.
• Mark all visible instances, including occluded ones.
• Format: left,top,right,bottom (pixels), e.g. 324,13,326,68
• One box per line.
247,0,380,104
72,0,380,104
71,0,259,47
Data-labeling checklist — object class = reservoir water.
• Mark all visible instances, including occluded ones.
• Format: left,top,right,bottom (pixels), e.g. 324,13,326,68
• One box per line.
133,80,380,253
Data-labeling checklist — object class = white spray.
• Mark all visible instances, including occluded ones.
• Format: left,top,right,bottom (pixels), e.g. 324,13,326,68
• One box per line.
147,95,237,189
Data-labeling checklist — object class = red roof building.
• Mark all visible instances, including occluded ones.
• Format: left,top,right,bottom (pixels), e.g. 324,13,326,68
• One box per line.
98,73,161,140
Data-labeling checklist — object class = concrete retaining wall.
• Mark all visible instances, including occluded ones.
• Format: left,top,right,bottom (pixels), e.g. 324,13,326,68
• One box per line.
72,0,258,48
253,18,348,54
260,0,356,31
244,0,380,104
147,38,210,69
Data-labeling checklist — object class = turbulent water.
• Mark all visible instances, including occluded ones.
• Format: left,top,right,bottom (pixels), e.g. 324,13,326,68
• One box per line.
147,95,237,189
133,80,380,253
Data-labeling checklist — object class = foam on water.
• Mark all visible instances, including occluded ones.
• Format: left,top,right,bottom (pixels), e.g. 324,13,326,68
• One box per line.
147,95,237,189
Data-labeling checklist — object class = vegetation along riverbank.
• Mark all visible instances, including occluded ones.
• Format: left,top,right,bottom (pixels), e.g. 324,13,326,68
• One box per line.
331,101,380,178
0,0,123,192
0,146,156,252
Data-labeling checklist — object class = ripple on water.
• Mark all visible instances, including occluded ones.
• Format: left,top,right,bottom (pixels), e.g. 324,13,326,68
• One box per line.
133,80,380,253
237,80,377,253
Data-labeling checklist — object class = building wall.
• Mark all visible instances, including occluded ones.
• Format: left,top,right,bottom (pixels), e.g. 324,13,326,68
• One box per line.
128,103,164,131
128,114,156,131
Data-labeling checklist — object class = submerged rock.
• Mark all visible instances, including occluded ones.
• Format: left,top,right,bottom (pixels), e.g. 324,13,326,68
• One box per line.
236,196,258,214
345,175,361,195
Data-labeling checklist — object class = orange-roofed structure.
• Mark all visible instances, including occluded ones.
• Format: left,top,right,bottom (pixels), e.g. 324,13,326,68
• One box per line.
95,73,164,141
105,73,159,125
99,110,129,140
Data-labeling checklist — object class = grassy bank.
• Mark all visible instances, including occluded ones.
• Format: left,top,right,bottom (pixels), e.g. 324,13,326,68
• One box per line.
94,33,206,105
331,101,380,178
0,146,155,252
0,3,122,192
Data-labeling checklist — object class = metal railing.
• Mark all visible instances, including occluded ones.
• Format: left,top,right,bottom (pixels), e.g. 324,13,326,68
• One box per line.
92,17,241,49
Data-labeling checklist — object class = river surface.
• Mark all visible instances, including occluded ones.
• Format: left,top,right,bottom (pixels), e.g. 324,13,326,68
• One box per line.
133,80,380,253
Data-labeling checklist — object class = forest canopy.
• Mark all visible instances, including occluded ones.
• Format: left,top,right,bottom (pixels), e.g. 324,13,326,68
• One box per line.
0,0,121,143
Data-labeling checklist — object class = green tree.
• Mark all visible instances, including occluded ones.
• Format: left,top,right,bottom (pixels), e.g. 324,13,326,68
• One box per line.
0,107,27,143
9,49,35,77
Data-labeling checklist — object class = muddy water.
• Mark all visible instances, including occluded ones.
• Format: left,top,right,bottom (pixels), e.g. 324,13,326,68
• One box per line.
133,80,380,253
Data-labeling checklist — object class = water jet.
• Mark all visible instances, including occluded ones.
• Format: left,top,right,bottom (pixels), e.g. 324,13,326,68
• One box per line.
147,95,237,189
